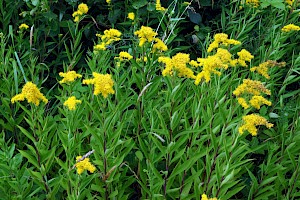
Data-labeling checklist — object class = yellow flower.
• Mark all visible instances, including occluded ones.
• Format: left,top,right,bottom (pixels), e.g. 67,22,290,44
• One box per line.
250,60,285,79
72,10,83,22
11,82,48,106
156,0,166,11
19,23,29,30
116,51,133,61
207,33,240,52
152,38,168,52
281,24,300,32
59,71,82,84
63,96,82,110
94,43,106,51
233,79,271,97
239,114,273,136
106,0,111,4
246,0,260,7
238,97,250,109
285,0,295,6
159,53,196,79
201,193,218,200
83,72,115,98
127,12,135,20
249,95,272,109
134,26,157,47
100,28,122,45
237,49,254,67
75,156,96,175
78,3,89,14
194,48,234,84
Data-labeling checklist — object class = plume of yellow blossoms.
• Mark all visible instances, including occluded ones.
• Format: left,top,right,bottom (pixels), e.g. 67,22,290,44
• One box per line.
250,60,285,79
156,0,166,11
194,48,236,84
127,12,135,21
115,51,133,61
201,193,217,200
11,82,48,106
237,49,254,67
75,156,96,175
281,24,300,32
19,23,29,30
64,96,82,110
207,33,241,53
233,79,271,109
83,72,115,98
72,3,89,22
153,38,168,52
94,28,122,51
239,114,273,136
134,26,158,47
285,0,295,6
59,71,82,84
246,0,260,7
159,53,196,79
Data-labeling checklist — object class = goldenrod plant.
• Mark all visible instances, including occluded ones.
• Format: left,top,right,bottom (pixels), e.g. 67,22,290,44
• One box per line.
0,0,299,199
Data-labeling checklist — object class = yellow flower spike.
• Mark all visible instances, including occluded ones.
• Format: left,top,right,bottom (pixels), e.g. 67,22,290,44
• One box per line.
237,97,250,109
246,0,260,7
201,193,218,200
239,114,273,136
152,38,168,52
233,79,271,97
19,23,29,30
75,156,96,175
59,71,82,84
134,26,157,47
117,51,133,61
63,96,82,111
156,0,166,11
249,95,272,109
127,12,135,20
237,49,254,67
207,33,240,52
83,72,115,98
281,24,300,32
285,0,295,6
159,53,195,79
11,82,48,106
78,3,89,14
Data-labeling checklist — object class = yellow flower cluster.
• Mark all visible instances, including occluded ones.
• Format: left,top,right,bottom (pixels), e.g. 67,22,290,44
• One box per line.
285,0,295,6
207,33,241,53
19,23,29,30
59,71,82,84
194,48,236,84
250,60,285,79
233,79,271,110
237,49,254,67
94,28,122,51
233,79,271,96
239,114,273,136
134,26,168,51
64,96,82,110
156,0,166,11
115,51,133,61
153,38,168,52
246,0,260,7
11,82,48,106
201,193,217,200
75,156,96,175
281,24,300,32
127,12,135,20
159,53,196,79
72,3,89,22
83,72,115,98
134,26,158,47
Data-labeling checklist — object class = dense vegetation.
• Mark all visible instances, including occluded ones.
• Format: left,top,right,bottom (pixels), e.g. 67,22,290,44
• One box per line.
0,0,299,199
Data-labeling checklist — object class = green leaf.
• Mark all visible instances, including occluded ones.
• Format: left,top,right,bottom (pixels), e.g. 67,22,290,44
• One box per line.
132,0,148,9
